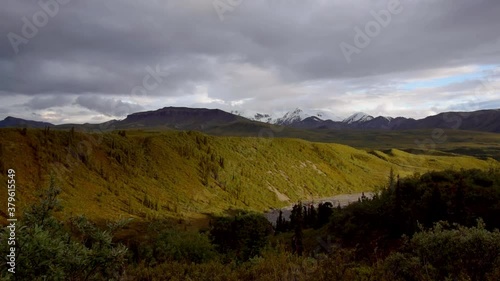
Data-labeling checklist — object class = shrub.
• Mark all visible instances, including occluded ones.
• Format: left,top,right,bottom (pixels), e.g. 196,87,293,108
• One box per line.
0,178,129,280
382,220,500,280
210,213,273,261
153,229,217,264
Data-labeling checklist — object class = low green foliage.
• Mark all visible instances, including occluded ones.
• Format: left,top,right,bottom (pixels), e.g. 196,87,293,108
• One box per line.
210,212,273,262
3,169,500,280
382,221,500,281
0,179,129,281
153,229,217,264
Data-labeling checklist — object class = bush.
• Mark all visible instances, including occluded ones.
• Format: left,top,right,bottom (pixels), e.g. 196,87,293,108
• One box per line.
381,220,500,280
210,212,273,261
154,229,217,264
0,178,129,280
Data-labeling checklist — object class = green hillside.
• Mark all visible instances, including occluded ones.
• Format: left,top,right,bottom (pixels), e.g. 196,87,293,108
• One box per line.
205,125,500,160
0,128,498,224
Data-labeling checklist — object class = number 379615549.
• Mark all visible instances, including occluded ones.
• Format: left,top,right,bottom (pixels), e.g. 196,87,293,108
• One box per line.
7,169,16,215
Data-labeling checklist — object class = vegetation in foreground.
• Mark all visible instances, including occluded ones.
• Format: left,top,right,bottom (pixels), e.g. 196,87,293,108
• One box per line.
2,168,500,280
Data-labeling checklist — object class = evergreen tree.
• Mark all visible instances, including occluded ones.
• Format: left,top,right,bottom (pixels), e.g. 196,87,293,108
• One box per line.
454,176,466,224
308,204,318,228
388,167,396,190
426,184,446,226
290,202,304,256
392,175,404,236
276,210,285,232
317,202,333,228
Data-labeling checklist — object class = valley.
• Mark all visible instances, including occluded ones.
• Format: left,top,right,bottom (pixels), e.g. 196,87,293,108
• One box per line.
1,118,500,280
0,127,498,225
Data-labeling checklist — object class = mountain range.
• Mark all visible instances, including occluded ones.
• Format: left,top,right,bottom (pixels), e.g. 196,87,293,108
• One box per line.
233,107,500,133
230,108,344,125
1,107,500,133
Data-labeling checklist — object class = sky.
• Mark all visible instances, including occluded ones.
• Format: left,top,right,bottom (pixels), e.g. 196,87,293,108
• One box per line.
1,0,499,124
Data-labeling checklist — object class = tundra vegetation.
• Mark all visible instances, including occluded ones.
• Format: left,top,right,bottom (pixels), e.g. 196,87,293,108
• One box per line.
1,129,500,280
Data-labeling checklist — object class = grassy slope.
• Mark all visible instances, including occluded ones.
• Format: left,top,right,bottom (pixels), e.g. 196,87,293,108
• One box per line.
0,128,498,225
60,120,500,160
202,122,500,160
319,129,500,159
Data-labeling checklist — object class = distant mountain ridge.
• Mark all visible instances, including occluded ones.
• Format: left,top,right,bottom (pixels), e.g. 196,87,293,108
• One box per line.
0,116,54,128
115,106,247,130
283,109,500,133
1,107,499,133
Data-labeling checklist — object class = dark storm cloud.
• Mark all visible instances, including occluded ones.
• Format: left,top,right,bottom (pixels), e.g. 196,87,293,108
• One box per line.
75,95,143,117
23,95,73,110
0,0,499,121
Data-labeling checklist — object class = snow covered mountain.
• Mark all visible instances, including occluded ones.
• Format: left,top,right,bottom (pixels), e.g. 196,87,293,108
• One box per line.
276,108,344,125
275,108,306,125
231,108,343,125
342,112,374,124
230,110,279,123
231,108,406,129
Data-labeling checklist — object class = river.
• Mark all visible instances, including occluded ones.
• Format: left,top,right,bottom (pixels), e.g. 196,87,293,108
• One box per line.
264,192,374,225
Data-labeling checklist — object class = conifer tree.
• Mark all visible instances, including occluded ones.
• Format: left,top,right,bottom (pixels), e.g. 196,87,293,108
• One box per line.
290,202,304,255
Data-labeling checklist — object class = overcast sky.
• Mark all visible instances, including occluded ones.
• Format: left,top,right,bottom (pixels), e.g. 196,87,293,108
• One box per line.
1,0,499,124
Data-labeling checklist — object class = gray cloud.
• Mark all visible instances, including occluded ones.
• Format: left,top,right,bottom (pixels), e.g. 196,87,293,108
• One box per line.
23,95,73,110
0,0,499,122
75,95,143,117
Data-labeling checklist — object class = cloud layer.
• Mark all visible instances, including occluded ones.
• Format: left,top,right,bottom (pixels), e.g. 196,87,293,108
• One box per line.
1,0,499,123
